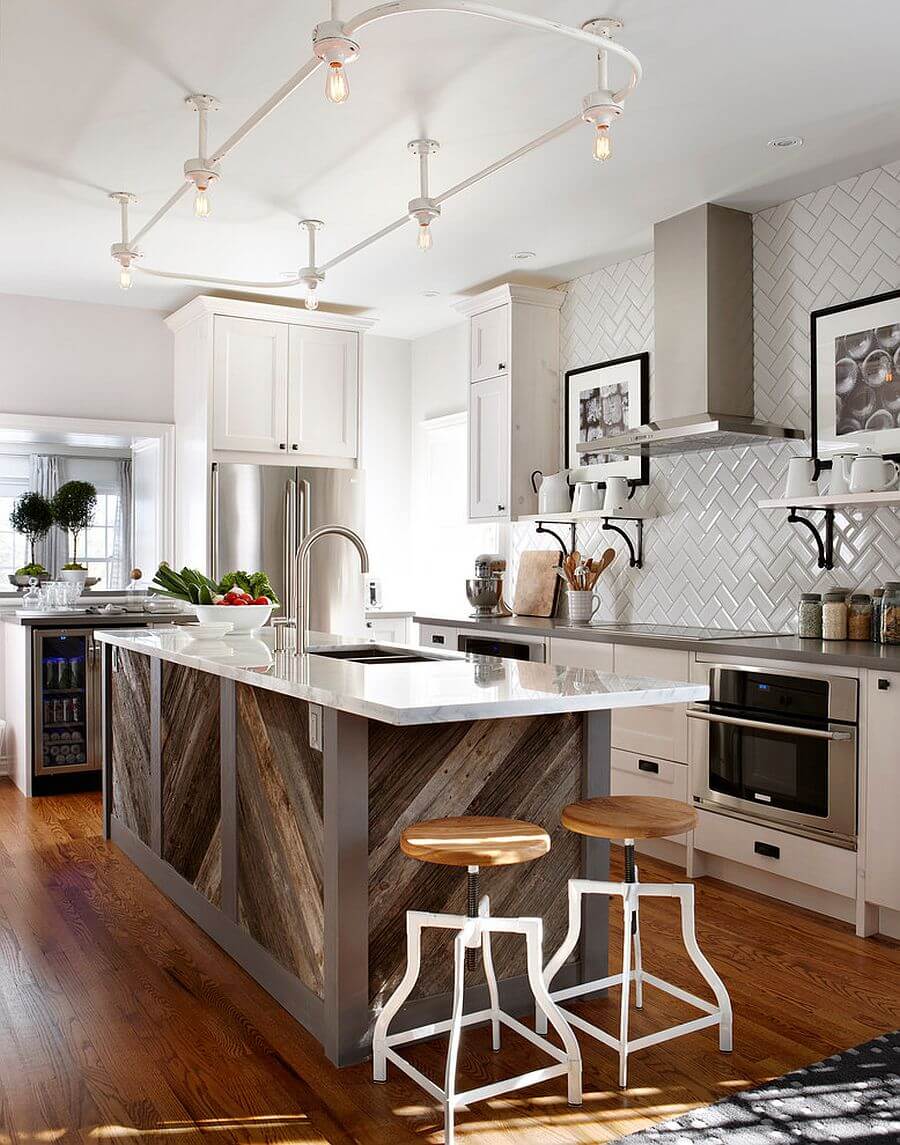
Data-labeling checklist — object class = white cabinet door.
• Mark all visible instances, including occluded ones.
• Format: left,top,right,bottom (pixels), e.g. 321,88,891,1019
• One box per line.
612,644,691,763
287,326,359,459
212,317,289,453
865,671,900,911
548,637,615,671
468,375,510,520
470,306,509,383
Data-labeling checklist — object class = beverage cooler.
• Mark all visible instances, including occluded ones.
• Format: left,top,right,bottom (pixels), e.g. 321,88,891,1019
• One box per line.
32,628,101,781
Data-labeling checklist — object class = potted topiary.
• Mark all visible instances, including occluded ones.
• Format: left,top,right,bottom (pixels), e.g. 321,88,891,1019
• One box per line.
52,480,98,585
8,491,54,587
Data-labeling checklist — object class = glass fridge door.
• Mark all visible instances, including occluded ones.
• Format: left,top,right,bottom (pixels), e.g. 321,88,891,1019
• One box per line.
33,628,99,776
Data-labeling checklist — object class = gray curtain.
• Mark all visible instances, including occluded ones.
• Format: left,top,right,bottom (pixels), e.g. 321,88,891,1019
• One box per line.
30,454,62,573
112,458,133,589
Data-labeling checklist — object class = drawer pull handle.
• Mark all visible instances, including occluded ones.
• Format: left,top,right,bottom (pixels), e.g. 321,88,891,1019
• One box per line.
638,759,659,774
878,678,890,690
753,840,780,860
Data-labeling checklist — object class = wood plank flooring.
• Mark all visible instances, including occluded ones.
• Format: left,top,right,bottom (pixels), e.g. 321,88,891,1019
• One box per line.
0,778,897,1144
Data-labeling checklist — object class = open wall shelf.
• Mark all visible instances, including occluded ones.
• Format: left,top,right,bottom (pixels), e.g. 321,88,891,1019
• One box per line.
758,491,900,510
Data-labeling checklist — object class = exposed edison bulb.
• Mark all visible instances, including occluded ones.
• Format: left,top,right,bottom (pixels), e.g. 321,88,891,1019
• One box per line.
119,265,132,290
417,222,433,251
593,124,611,162
194,187,211,218
305,289,319,311
325,61,349,104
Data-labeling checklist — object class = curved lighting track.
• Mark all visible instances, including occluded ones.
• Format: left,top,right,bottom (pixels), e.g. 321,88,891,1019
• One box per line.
113,1,642,305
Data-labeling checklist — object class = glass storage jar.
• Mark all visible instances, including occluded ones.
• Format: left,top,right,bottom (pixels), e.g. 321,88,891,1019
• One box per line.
872,587,885,643
881,582,900,644
797,593,822,638
822,591,848,641
848,594,872,641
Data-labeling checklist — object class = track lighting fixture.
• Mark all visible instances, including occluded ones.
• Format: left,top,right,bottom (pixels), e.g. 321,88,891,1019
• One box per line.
312,20,359,104
298,220,325,311
407,139,440,252
184,94,220,218
580,18,624,163
108,192,140,290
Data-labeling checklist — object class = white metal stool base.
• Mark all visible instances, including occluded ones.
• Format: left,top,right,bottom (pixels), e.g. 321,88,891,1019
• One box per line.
373,894,582,1145
538,864,733,1089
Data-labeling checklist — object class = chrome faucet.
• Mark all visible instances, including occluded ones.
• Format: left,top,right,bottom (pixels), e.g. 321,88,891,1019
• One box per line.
294,524,370,655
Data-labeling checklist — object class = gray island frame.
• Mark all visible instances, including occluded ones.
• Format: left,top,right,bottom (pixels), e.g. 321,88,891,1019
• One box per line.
97,627,707,1066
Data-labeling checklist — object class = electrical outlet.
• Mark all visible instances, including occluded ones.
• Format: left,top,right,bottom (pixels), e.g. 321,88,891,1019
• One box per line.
308,704,323,751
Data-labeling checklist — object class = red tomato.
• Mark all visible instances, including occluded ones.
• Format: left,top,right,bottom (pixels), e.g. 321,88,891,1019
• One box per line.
251,596,269,606
224,591,242,603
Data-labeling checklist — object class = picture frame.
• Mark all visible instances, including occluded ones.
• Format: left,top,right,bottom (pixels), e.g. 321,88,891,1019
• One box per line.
810,288,900,464
564,352,650,486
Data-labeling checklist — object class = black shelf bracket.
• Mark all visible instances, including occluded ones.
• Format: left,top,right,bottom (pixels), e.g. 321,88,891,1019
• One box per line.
600,516,644,568
534,521,576,556
787,506,834,570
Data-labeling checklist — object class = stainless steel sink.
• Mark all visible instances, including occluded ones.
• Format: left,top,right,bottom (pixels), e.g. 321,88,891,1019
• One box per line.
310,644,448,665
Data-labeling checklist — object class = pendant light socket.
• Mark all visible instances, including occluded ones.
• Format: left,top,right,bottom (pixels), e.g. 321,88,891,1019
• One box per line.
313,21,360,67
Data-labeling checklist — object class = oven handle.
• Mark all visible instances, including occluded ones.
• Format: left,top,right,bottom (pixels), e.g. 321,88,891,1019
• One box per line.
686,707,852,741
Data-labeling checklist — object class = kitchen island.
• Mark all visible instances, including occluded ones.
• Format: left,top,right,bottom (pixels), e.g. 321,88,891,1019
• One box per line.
96,627,706,1066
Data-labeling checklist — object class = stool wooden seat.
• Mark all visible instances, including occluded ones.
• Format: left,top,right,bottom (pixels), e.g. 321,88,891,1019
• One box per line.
561,796,697,841
401,816,551,867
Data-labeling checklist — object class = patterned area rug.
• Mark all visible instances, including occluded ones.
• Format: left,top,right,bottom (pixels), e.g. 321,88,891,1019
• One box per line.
619,1031,900,1143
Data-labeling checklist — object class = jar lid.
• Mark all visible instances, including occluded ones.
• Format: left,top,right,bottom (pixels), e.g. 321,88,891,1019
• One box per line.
824,591,847,601
885,581,900,591
850,594,870,603
800,593,821,601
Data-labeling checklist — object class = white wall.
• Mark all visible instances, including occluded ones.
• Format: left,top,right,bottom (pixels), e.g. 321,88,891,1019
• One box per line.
410,322,468,422
362,336,413,610
0,293,173,423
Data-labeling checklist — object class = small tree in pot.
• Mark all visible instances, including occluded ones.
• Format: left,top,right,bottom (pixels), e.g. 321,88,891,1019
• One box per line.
52,481,97,579
9,491,54,579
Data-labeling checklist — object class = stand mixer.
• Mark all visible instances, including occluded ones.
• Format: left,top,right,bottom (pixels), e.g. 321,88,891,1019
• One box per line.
465,553,512,618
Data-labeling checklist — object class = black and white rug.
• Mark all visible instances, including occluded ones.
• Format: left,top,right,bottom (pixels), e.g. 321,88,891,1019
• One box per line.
619,1031,900,1144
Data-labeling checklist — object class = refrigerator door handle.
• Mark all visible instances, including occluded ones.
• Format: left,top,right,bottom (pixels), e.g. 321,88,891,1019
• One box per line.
209,463,220,580
284,480,297,619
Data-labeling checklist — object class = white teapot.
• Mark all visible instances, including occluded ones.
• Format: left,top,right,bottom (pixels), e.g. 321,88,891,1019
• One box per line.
530,469,571,514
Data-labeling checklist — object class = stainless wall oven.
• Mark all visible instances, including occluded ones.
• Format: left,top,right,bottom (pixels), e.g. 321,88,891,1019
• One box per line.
689,664,858,847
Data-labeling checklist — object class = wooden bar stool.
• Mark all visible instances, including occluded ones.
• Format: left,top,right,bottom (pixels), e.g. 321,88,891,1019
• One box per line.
373,816,582,1145
536,796,732,1088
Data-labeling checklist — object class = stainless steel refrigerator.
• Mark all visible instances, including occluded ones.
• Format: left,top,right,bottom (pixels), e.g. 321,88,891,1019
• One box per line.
210,463,366,637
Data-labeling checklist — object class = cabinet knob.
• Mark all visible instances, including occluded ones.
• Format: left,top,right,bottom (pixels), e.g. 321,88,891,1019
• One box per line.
878,678,891,690
497,504,506,512
291,443,299,451
498,362,507,370
279,442,287,450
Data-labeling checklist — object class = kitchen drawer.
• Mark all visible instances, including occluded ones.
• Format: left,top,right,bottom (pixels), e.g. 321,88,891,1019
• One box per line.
694,808,856,899
548,637,614,671
612,644,691,763
611,748,689,832
418,624,458,651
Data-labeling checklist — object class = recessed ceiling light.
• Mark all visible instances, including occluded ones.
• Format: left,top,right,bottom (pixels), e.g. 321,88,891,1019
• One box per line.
423,290,440,298
767,136,803,150
512,250,536,261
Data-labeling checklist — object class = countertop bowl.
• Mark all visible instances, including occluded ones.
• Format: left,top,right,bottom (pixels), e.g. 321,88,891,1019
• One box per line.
193,602,273,631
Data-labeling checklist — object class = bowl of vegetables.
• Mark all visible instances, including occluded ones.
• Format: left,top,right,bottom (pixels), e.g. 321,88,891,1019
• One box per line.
151,564,279,633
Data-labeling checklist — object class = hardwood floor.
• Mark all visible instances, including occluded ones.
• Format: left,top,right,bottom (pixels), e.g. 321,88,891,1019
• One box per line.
0,779,897,1144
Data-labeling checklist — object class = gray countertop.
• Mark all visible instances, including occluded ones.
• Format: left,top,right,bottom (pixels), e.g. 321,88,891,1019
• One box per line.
2,608,188,626
415,614,900,672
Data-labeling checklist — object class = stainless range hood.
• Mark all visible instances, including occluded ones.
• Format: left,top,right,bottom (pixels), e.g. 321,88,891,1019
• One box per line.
578,203,803,457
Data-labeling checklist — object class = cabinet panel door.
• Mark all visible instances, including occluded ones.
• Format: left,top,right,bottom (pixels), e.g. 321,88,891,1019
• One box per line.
468,375,510,520
612,644,691,763
287,327,359,459
865,671,900,911
548,637,614,671
470,306,509,383
212,317,289,453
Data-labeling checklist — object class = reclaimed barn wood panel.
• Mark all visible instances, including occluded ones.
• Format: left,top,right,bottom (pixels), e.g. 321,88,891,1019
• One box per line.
369,713,583,1006
236,685,325,998
110,649,152,846
161,663,221,906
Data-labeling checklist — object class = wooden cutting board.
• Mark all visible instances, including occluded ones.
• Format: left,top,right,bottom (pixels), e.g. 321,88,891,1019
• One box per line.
513,550,561,617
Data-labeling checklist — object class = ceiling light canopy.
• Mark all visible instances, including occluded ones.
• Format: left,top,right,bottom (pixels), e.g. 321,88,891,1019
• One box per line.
109,3,641,306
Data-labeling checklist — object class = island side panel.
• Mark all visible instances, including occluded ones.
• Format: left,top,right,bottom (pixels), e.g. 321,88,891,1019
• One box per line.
368,712,584,1008
235,684,325,999
110,648,153,847
160,662,222,906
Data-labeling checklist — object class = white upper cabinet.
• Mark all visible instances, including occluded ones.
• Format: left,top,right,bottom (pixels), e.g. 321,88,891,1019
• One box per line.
470,306,509,383
212,317,289,454
287,326,359,459
456,285,562,523
468,375,510,519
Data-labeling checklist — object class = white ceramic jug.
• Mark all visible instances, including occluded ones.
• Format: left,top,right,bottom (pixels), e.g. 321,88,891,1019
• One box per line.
827,453,855,496
572,482,601,512
784,457,819,499
849,454,900,494
603,477,633,513
530,469,571,514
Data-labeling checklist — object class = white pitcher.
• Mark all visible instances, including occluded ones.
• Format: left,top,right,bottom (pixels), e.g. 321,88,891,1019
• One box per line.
827,453,855,496
530,469,571,514
850,454,900,494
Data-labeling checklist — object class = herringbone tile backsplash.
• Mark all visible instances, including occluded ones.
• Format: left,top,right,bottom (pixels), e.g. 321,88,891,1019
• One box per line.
510,162,900,632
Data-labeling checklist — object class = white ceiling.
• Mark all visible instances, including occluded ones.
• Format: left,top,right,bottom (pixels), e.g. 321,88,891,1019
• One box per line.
2,0,900,339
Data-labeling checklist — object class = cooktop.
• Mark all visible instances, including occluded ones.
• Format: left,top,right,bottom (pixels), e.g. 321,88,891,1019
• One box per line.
586,623,788,642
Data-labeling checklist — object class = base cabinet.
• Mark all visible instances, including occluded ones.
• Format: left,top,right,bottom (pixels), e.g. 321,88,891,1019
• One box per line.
864,671,900,912
612,644,690,763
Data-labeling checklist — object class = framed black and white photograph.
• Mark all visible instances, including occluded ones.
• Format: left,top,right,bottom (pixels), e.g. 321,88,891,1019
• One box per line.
811,288,900,461
564,352,649,485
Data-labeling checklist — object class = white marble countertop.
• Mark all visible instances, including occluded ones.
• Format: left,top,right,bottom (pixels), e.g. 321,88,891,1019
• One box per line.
94,626,708,726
